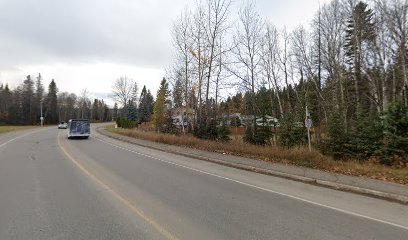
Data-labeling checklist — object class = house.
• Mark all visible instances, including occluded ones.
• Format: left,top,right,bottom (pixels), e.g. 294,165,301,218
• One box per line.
255,115,279,127
220,113,279,127
171,107,194,128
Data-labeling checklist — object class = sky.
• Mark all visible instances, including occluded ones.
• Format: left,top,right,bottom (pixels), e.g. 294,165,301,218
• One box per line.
0,0,330,106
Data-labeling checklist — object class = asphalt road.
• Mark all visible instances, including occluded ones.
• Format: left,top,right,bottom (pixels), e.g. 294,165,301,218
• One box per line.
0,125,407,240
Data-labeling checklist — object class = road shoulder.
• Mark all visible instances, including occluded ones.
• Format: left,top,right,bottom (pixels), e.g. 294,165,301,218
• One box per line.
96,126,408,204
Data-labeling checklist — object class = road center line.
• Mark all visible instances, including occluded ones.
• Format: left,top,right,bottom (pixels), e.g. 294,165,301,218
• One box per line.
57,133,178,240
94,136,408,231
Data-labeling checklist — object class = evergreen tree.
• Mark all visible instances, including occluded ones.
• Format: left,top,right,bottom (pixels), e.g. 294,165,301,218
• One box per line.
325,111,349,159
138,86,147,123
244,125,272,146
173,77,184,108
103,103,110,121
347,110,383,160
345,1,376,111
146,90,154,116
34,73,44,123
126,99,138,122
0,84,12,123
45,79,58,124
138,85,154,123
217,120,231,142
256,87,273,118
10,87,24,124
113,102,118,120
278,114,307,148
92,99,99,121
378,102,408,165
22,75,35,124
153,78,169,132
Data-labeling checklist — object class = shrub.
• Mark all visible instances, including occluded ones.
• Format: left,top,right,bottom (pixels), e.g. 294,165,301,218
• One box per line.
325,111,349,159
346,112,383,161
377,102,408,166
278,116,307,148
244,126,272,146
116,116,137,129
217,120,231,142
194,119,231,141
230,116,241,127
116,117,123,128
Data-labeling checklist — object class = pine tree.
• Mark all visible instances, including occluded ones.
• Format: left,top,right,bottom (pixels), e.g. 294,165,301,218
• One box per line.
345,1,376,111
113,102,118,120
138,86,154,124
278,114,307,148
138,86,149,123
92,99,99,121
153,78,169,132
126,99,138,122
378,102,408,165
325,111,349,159
173,77,184,108
22,75,35,124
347,109,383,160
34,73,44,123
46,79,58,124
146,90,154,117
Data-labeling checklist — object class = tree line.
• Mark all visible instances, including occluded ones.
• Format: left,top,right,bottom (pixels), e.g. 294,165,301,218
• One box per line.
111,76,155,128
0,74,112,125
159,0,407,165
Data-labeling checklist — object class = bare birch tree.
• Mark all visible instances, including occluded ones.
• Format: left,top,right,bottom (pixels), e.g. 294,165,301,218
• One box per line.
376,0,408,104
261,22,284,118
111,76,138,108
230,2,264,131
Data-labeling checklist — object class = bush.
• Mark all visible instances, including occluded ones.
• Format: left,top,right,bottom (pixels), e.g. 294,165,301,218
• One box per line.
162,111,178,134
116,117,123,127
116,116,137,129
377,102,408,166
230,116,241,127
217,120,231,142
194,119,231,141
346,112,383,161
244,126,272,146
324,111,349,159
278,116,307,148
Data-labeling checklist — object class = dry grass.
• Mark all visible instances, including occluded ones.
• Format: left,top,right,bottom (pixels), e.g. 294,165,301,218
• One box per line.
107,125,408,184
0,125,37,134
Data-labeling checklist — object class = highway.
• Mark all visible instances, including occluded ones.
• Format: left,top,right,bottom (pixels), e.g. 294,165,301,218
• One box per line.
0,125,407,239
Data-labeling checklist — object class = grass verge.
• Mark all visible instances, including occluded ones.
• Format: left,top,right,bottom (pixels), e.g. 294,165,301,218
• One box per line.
106,125,408,184
0,125,37,134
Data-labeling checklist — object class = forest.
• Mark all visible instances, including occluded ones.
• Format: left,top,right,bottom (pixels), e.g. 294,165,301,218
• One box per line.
1,0,407,166
0,74,112,125
159,0,407,165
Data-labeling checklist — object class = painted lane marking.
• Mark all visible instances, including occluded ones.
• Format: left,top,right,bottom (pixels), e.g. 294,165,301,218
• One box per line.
94,136,408,231
0,128,48,148
57,133,177,240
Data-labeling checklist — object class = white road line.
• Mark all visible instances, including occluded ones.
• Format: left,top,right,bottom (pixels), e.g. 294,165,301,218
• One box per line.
0,128,47,148
93,136,408,231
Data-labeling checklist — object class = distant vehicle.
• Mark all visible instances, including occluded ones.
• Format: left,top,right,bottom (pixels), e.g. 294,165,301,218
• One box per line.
58,121,68,129
67,119,90,139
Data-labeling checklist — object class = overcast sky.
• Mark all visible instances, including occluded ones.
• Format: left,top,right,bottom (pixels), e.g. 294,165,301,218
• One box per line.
0,0,329,106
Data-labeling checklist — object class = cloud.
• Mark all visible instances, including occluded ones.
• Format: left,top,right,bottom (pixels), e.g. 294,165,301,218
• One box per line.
0,0,189,68
0,0,331,106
